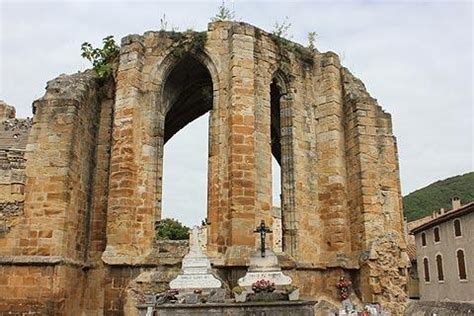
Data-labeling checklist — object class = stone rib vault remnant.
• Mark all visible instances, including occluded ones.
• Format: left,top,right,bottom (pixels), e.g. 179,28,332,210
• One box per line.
0,21,408,314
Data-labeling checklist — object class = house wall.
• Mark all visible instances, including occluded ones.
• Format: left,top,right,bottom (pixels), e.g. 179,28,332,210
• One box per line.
415,211,474,302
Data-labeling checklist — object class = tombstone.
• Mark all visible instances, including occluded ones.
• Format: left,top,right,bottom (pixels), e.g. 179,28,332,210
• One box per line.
184,293,199,304
208,288,226,303
238,220,292,287
169,226,222,289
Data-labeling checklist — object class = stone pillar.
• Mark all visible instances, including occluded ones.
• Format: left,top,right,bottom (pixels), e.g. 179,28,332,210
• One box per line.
205,23,230,254
224,24,261,265
103,35,157,263
299,52,350,265
280,92,297,257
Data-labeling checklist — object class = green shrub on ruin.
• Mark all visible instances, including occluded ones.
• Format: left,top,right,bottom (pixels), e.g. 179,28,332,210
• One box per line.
81,35,119,79
211,0,235,22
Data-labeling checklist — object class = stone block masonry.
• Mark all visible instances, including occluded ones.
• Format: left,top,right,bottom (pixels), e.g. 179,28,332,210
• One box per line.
0,21,408,314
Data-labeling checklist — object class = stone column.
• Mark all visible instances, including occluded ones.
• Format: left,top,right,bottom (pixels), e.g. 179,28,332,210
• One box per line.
224,24,260,265
309,53,351,265
103,35,157,263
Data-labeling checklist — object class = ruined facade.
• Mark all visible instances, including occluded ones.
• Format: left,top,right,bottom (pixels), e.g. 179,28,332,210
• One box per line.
0,22,408,314
0,101,31,241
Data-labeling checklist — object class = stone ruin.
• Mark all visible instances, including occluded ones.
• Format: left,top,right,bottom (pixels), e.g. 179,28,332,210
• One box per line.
0,21,409,314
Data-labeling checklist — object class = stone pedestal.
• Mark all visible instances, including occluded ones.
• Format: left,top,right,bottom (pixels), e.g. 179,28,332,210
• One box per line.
170,227,221,289
142,301,317,316
238,248,292,287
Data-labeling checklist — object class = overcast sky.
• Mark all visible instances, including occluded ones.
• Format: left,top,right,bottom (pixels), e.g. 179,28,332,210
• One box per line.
1,0,472,226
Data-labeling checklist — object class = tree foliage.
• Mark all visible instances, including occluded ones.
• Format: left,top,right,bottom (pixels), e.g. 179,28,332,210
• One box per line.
156,218,190,240
211,0,235,22
81,35,119,79
403,172,474,222
307,31,317,50
272,16,292,39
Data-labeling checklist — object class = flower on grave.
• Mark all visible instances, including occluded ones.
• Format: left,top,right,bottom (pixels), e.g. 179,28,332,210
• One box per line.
336,276,352,300
232,286,244,294
251,279,275,293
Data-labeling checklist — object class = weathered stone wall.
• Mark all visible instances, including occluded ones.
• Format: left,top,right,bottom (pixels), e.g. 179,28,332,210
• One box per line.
0,71,114,314
0,149,27,235
0,102,31,255
0,21,408,314
342,68,407,312
0,100,15,120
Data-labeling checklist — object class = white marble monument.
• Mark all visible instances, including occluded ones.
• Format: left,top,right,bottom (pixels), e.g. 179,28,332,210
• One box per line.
169,226,222,289
238,248,292,287
239,221,292,287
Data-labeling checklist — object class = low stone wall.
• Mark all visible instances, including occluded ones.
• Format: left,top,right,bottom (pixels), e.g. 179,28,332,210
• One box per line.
405,301,474,316
142,301,316,316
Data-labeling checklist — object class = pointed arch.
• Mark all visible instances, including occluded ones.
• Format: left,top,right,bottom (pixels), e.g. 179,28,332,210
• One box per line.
269,69,296,256
150,48,221,230
155,49,220,143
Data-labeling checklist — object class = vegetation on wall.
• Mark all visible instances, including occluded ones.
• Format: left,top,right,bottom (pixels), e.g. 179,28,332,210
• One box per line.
169,31,208,60
81,35,119,79
269,17,316,67
156,218,190,240
403,172,474,222
160,14,179,32
272,16,292,39
307,31,318,50
211,0,235,22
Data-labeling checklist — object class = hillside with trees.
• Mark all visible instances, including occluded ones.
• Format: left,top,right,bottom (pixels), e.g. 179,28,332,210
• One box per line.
403,172,474,222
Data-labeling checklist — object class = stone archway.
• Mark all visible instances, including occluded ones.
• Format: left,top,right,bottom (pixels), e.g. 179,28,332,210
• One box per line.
269,73,296,256
159,54,213,226
162,54,213,144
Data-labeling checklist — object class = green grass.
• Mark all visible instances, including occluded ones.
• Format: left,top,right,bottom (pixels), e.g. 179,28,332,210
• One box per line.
403,172,474,222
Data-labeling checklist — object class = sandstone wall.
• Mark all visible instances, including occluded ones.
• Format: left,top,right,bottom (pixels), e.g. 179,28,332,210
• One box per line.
0,100,15,120
0,101,32,237
0,72,115,314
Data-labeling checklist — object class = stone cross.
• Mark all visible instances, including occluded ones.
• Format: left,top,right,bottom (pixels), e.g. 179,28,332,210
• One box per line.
254,220,272,257
189,226,203,256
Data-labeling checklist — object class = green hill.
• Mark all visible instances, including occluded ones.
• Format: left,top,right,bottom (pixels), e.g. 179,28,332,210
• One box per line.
403,172,474,222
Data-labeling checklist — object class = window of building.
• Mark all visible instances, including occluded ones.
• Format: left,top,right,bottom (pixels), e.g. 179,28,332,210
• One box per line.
421,232,427,246
457,249,467,280
434,227,440,243
454,219,462,237
436,254,444,281
423,257,430,282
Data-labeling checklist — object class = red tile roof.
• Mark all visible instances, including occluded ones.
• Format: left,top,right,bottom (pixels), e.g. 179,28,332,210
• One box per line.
410,201,474,235
406,244,417,262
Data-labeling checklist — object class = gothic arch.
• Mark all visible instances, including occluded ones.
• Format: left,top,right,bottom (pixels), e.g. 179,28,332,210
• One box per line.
269,69,297,256
155,50,220,142
154,49,220,111
149,49,222,234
